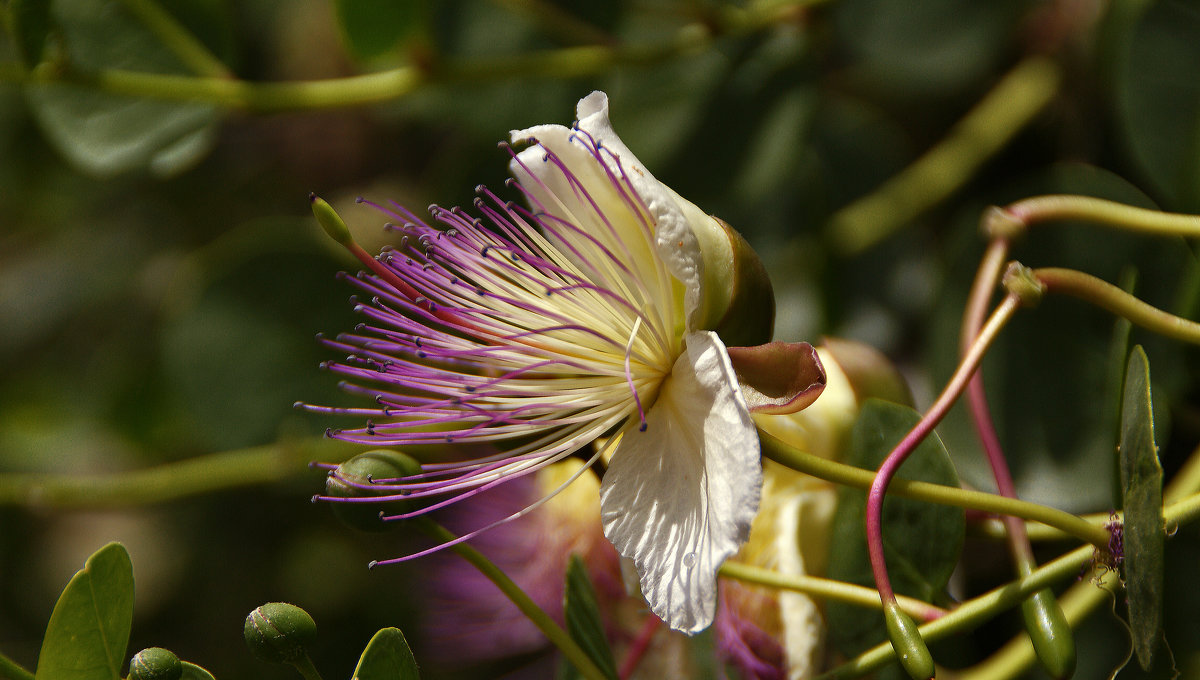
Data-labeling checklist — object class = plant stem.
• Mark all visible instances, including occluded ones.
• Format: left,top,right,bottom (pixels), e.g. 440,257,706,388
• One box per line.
1034,267,1200,344
867,295,1022,603
115,0,232,78
826,56,1062,254
290,654,325,680
719,561,946,621
416,518,610,680
0,437,344,509
1000,194,1200,239
759,432,1112,548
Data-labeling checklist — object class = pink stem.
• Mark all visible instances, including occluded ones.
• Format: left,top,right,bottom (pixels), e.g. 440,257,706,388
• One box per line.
618,614,662,680
867,295,1022,603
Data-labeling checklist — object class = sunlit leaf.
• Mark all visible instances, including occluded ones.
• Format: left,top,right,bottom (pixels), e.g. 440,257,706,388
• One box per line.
335,0,421,60
23,0,220,177
1119,345,1164,670
351,628,420,680
561,555,618,680
825,399,965,659
35,543,134,680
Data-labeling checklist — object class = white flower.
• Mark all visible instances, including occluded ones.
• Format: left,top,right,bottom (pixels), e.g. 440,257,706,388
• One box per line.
303,92,824,634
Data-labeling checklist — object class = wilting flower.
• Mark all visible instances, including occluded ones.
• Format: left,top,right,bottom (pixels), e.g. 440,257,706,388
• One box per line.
301,91,824,633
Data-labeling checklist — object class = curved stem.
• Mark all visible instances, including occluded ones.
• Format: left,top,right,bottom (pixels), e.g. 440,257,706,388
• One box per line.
1000,195,1200,239
1034,267,1200,344
867,295,1022,603
827,56,1062,254
0,437,345,509
719,561,946,621
759,432,1111,548
415,518,609,680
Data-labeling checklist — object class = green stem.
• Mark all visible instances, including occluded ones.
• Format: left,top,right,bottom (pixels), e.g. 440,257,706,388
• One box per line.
289,653,325,680
0,437,345,509
719,561,946,621
820,489,1200,679
0,1,802,112
416,519,610,680
759,431,1112,548
826,56,1062,254
0,653,34,680
115,0,232,78
1034,267,1200,344
997,194,1200,239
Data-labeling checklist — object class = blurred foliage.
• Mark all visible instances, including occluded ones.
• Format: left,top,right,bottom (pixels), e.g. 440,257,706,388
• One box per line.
3,0,1200,678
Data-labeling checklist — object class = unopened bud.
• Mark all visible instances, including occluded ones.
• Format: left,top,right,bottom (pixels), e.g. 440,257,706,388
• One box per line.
244,602,317,664
128,647,182,680
326,449,424,532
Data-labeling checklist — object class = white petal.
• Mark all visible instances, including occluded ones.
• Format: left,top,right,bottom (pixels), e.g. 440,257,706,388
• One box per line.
600,330,761,633
509,91,712,327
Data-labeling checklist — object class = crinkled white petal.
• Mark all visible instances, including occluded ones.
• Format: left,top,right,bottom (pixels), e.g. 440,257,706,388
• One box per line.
599,330,761,634
510,91,707,327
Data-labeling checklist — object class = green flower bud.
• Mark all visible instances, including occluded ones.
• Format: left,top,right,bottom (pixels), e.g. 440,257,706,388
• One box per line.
326,449,424,532
1021,588,1076,679
693,215,775,348
128,647,182,680
883,602,935,680
244,602,317,664
821,337,914,408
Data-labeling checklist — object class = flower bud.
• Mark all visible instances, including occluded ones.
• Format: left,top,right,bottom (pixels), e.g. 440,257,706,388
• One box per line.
1021,588,1076,679
692,215,775,348
325,449,424,532
883,602,935,680
244,602,317,664
821,337,913,408
128,648,182,680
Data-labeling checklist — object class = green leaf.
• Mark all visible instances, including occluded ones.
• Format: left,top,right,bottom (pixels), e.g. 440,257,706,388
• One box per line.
23,0,219,177
1117,0,1200,210
179,662,216,680
35,543,134,680
1119,345,1165,670
334,0,421,60
10,0,52,67
561,555,618,680
351,628,420,680
825,399,965,659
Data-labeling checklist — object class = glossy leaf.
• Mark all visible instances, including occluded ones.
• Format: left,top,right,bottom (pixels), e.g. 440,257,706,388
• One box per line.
561,555,618,680
335,0,420,60
179,662,217,680
23,0,219,177
825,399,965,659
351,628,420,680
10,0,52,67
35,543,134,680
1119,345,1164,670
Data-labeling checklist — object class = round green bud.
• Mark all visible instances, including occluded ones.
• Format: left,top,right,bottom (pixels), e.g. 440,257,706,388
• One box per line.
883,602,935,680
128,647,182,680
244,602,317,664
1021,588,1076,679
326,449,424,532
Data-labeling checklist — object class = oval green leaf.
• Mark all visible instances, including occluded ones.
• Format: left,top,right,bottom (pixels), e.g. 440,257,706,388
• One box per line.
35,542,134,680
352,628,420,680
1119,345,1164,670
825,399,965,659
